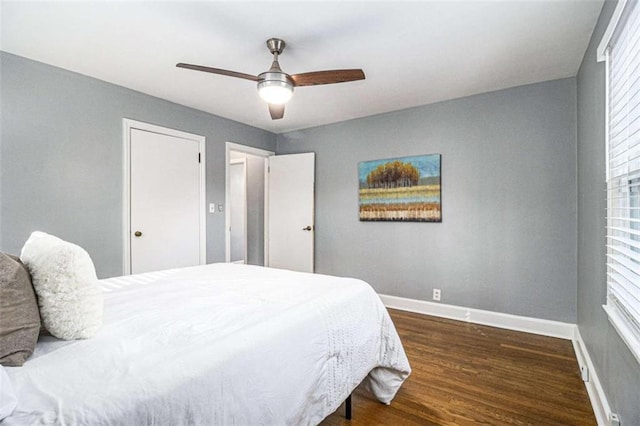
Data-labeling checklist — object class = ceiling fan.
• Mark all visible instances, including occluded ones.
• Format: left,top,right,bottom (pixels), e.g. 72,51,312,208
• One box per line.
176,38,365,120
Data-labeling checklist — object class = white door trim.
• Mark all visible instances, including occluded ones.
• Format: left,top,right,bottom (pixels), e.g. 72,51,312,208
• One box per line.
224,141,274,264
123,119,206,275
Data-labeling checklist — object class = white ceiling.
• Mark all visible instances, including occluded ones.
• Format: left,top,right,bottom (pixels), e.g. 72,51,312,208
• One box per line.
1,1,603,134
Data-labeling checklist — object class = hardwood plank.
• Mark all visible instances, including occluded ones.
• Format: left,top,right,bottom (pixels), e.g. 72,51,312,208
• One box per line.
321,309,595,426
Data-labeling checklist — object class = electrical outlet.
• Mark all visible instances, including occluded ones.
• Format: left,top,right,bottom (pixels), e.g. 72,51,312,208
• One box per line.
609,413,620,426
580,365,589,382
433,289,441,301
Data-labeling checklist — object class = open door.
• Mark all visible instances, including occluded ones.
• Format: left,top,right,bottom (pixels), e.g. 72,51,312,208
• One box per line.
267,153,315,273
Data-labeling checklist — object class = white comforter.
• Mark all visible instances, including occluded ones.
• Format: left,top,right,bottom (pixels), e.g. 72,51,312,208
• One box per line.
3,263,411,425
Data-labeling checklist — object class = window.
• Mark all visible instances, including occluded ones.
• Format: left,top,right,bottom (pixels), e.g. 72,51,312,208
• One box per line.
599,0,640,363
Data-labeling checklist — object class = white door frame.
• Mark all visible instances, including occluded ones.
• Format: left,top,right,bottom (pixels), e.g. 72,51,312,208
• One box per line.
229,157,248,263
123,119,206,275
224,141,274,264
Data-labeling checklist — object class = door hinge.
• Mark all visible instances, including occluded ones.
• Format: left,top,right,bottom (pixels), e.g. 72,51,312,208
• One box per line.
268,166,270,173
198,153,201,163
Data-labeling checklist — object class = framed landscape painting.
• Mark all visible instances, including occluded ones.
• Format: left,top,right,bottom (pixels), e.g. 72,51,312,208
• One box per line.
358,154,441,222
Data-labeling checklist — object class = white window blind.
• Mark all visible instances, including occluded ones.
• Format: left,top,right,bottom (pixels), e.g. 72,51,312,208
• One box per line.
605,0,640,364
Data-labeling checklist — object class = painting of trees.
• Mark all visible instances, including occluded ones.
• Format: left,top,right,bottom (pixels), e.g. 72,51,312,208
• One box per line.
358,154,442,222
365,160,420,189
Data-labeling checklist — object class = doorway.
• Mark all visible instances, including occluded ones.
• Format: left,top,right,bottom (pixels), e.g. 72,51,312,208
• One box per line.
225,143,316,272
225,142,274,266
123,119,206,275
229,157,247,263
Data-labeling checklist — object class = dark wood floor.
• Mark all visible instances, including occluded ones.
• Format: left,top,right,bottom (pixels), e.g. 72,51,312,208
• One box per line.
322,309,595,426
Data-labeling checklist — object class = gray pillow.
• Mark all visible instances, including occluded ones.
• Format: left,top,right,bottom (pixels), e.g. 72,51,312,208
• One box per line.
0,252,41,366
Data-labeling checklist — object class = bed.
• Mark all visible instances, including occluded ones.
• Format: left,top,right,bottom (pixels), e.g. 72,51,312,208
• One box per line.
2,263,411,425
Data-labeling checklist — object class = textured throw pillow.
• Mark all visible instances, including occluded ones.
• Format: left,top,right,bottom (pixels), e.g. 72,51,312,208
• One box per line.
20,232,103,340
0,253,41,366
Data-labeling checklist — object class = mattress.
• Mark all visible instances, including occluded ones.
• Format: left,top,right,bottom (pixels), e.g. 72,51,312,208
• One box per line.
3,263,411,425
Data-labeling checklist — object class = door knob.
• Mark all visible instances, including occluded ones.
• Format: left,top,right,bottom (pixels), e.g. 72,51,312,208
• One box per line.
134,231,142,237
302,226,312,231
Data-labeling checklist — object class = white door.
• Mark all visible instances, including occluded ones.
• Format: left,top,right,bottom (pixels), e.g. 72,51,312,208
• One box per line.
267,152,315,272
130,128,202,274
229,158,247,263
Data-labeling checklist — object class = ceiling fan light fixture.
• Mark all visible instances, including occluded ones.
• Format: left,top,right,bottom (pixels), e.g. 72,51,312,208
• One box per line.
257,72,294,104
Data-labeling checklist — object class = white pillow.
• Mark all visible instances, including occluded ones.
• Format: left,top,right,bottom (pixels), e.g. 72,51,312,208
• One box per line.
0,365,17,420
20,232,103,340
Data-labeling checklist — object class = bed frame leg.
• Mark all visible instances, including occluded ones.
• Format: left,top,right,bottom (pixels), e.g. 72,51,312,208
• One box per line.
345,394,352,420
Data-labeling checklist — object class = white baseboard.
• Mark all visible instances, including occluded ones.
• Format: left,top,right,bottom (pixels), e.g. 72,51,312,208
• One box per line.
379,293,611,425
378,293,576,340
573,329,611,426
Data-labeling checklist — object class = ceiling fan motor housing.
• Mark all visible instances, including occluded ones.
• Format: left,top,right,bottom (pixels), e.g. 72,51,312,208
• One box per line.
257,38,294,104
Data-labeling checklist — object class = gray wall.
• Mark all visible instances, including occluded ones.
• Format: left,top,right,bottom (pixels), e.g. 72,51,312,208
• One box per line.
277,78,577,323
577,1,640,424
0,52,276,278
229,161,246,262
229,150,266,266
245,152,266,266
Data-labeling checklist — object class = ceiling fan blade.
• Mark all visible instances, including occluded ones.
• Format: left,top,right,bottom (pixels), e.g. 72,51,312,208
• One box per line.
176,63,259,82
269,103,285,120
290,69,365,87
